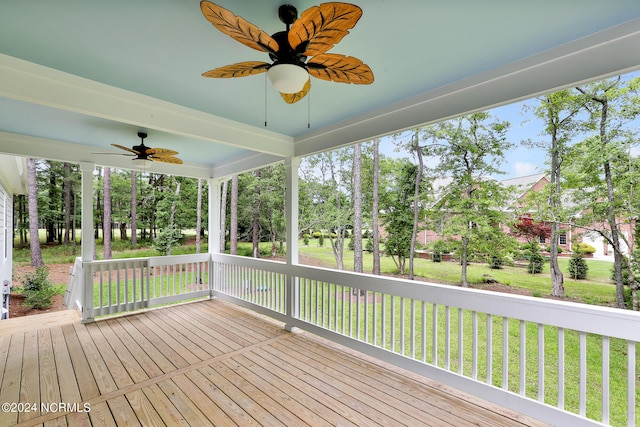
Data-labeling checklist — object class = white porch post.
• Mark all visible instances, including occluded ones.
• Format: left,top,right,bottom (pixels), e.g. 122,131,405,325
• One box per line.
208,178,221,298
285,156,300,331
208,178,221,255
79,162,95,262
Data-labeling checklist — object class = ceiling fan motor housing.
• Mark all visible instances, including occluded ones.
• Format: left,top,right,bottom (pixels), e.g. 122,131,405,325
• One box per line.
278,4,298,26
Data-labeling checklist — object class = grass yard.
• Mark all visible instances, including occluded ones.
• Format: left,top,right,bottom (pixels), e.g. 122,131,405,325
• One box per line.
298,240,621,306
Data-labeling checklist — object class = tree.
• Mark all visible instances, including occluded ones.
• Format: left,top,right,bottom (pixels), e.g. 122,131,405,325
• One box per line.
301,149,354,269
382,160,416,275
429,112,512,287
511,216,551,245
371,138,381,275
230,175,239,255
511,216,550,274
220,179,228,252
103,167,112,259
409,129,425,280
252,170,261,258
569,76,640,308
27,158,44,267
131,170,137,246
63,162,72,245
525,90,582,296
353,143,363,273
196,178,203,254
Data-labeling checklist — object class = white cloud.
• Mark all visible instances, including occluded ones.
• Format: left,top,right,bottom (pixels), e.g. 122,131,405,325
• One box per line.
513,162,539,176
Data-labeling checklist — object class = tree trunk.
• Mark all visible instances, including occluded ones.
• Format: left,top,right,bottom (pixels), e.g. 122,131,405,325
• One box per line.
167,181,181,256
196,178,202,254
372,139,381,275
220,180,228,252
252,170,261,258
119,223,127,241
130,170,137,246
409,130,423,280
461,236,469,287
230,175,238,255
47,165,56,243
72,191,77,254
27,158,44,267
95,167,102,239
103,167,112,260
353,143,363,273
63,162,71,245
549,128,565,297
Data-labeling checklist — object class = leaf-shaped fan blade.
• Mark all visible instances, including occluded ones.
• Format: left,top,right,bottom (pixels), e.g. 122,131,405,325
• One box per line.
202,61,270,78
280,79,311,104
112,144,140,155
146,148,179,157
200,1,278,54
308,53,374,84
289,3,362,57
152,156,183,165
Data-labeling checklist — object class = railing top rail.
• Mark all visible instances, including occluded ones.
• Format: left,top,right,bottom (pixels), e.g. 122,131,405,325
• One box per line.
288,263,640,342
211,253,288,274
83,253,211,268
148,253,210,267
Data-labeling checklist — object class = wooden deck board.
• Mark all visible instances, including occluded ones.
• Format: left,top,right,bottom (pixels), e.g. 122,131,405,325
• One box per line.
2,299,550,427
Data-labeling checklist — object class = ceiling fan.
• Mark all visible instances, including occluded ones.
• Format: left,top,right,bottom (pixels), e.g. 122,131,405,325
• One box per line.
110,132,183,166
200,1,374,104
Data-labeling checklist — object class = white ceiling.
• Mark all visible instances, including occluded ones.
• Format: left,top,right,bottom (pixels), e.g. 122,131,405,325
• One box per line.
1,0,639,180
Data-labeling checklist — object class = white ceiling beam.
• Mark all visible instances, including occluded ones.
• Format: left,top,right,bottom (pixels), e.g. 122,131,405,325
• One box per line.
0,132,215,179
0,54,294,158
294,18,640,157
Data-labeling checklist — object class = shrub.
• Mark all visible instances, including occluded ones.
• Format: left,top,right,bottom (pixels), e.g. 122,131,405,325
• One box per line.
312,231,322,239
365,238,374,253
527,252,544,274
489,255,504,269
432,239,450,254
575,242,596,254
318,233,324,247
20,266,51,293
502,254,515,267
568,251,588,279
153,228,183,255
432,252,442,263
19,266,59,310
527,244,545,274
303,234,310,246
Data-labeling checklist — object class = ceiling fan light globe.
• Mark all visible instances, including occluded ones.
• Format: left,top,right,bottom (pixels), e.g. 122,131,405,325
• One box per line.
131,158,153,168
267,64,308,94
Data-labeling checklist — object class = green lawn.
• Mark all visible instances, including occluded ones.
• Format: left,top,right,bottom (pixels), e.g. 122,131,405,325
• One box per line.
298,240,620,306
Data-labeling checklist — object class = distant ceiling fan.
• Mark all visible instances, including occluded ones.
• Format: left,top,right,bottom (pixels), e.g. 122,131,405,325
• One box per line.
110,132,183,166
200,1,374,104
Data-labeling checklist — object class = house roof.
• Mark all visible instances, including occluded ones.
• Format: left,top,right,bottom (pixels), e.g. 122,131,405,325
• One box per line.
1,2,639,179
500,173,548,209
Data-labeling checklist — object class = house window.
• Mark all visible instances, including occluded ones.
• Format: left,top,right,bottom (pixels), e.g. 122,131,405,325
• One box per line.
559,233,567,245
539,236,546,244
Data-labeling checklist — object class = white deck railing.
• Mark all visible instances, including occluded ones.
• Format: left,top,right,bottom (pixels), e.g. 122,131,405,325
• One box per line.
81,253,210,321
78,253,640,426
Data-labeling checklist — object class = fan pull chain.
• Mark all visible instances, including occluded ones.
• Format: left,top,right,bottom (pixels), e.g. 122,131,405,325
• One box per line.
264,74,268,127
307,89,311,129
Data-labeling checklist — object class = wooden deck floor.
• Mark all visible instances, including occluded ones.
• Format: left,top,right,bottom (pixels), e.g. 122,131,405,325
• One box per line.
0,300,550,426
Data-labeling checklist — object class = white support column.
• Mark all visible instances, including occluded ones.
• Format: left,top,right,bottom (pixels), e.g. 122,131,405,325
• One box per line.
208,178,221,298
285,157,300,265
285,157,300,331
79,162,95,262
208,178,221,255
